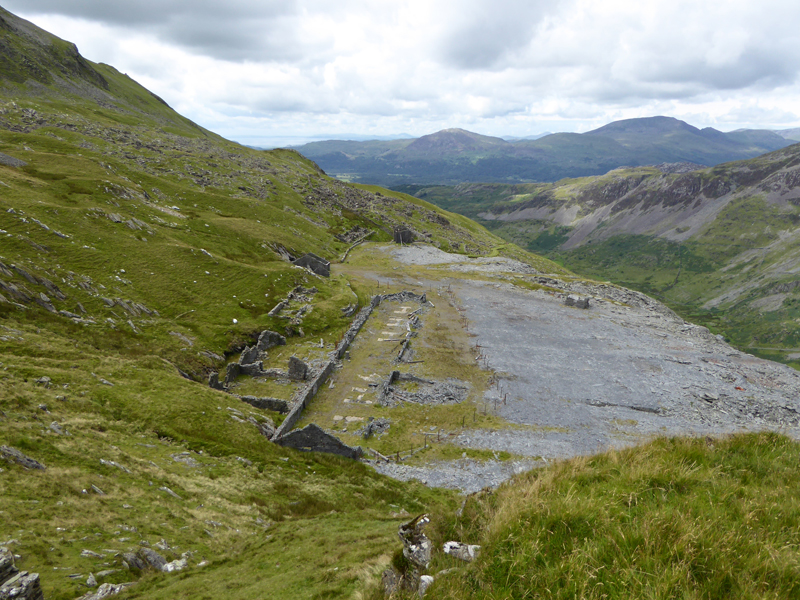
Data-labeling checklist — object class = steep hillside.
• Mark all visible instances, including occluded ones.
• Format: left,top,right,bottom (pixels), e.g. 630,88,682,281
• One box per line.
0,8,555,599
416,146,800,365
294,118,794,187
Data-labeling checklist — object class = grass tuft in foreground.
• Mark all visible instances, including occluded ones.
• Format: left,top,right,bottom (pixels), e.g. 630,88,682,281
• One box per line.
423,432,800,600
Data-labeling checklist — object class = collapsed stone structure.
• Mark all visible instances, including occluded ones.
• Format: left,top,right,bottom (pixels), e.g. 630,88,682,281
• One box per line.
393,226,414,244
292,253,331,277
206,292,432,460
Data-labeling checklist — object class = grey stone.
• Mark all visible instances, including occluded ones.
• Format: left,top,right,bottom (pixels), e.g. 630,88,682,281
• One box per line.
121,552,146,572
418,575,434,598
34,376,51,388
443,541,480,562
239,362,264,377
49,421,68,436
0,152,27,168
0,446,45,470
288,356,308,381
274,424,363,460
86,573,97,587
237,395,289,413
74,582,134,600
360,417,391,439
564,294,590,309
398,514,432,569
257,330,286,351
382,568,400,597
0,570,43,600
137,548,167,571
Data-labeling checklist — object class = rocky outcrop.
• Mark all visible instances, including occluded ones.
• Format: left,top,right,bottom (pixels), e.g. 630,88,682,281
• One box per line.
383,515,434,597
0,547,43,600
75,582,135,600
0,446,45,470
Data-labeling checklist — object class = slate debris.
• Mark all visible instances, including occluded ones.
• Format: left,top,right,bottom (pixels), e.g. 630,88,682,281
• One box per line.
0,446,45,470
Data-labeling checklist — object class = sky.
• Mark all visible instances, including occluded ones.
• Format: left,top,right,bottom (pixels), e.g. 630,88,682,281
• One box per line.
5,0,800,147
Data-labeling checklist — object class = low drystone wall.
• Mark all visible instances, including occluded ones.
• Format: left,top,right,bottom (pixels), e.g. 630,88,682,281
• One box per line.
274,295,382,440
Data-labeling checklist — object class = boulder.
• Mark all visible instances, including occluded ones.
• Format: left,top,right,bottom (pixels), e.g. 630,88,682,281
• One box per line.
121,552,147,572
137,548,167,571
419,575,435,597
443,541,481,562
0,446,45,470
0,571,43,600
74,582,135,600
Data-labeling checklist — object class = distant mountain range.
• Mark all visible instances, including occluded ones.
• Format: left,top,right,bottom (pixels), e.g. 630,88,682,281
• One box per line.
415,143,800,364
293,117,800,187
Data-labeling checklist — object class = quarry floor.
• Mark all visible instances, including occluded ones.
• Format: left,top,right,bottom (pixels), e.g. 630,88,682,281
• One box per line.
330,245,800,492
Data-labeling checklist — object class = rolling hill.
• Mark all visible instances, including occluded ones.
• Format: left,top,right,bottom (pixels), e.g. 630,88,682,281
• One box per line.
293,117,796,187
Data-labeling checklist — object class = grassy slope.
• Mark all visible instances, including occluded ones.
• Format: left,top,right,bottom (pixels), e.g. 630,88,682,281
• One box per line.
421,432,800,600
0,13,562,598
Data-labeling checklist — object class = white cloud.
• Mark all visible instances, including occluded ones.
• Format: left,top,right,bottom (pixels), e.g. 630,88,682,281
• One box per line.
5,0,800,144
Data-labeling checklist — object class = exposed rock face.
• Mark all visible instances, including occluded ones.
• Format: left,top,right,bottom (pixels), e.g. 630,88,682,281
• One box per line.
293,253,330,277
274,424,363,460
138,548,167,571
0,446,45,470
288,356,308,381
